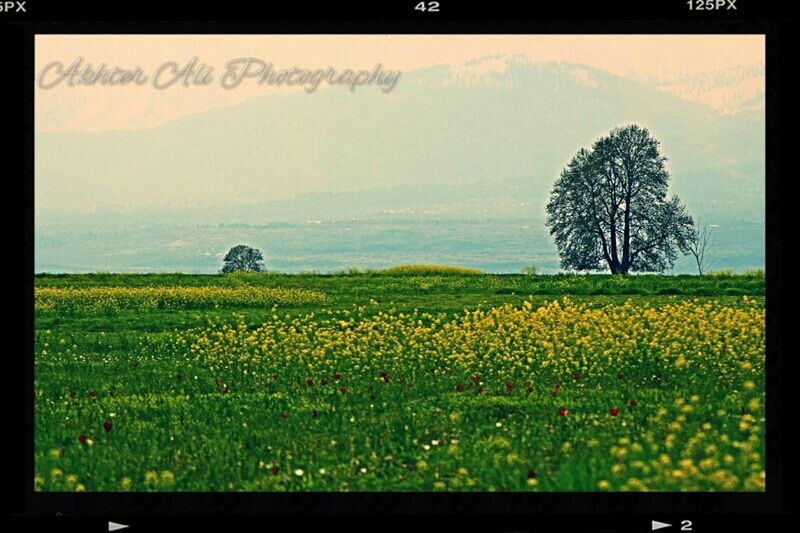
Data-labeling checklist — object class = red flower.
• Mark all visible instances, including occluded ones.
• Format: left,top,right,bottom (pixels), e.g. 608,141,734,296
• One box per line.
222,385,229,394
573,372,581,380
506,381,514,393
340,386,347,394
471,375,480,382
559,409,568,417
617,373,625,379
306,378,314,386
281,411,289,419
88,390,97,398
103,422,113,432
629,399,638,407
214,379,222,386
333,372,342,380
271,465,279,475
456,384,464,392
610,407,620,417
554,383,561,389
78,434,88,443
321,378,329,386
550,390,558,397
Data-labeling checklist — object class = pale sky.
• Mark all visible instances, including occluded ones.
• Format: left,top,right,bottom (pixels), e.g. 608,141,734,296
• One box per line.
35,34,765,132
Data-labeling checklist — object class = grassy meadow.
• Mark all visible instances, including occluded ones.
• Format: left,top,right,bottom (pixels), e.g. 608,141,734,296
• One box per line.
34,269,765,492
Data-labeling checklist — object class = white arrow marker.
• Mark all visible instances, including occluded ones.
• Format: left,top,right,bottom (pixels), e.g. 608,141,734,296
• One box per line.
108,522,129,532
652,520,672,531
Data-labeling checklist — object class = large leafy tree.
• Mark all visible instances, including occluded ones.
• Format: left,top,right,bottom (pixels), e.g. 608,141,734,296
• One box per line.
221,244,264,273
546,125,694,274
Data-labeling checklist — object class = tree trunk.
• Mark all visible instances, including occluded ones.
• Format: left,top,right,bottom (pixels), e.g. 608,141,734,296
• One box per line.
608,261,628,275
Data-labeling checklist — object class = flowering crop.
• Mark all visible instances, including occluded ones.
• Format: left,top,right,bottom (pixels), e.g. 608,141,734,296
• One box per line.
34,281,764,492
35,286,328,312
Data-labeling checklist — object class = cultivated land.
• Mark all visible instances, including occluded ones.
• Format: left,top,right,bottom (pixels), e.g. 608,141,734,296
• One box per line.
34,271,765,492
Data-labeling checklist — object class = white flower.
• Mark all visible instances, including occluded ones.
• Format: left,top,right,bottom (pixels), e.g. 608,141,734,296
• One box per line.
496,422,503,428
318,468,327,475
431,440,440,446
423,444,431,450
360,467,367,474
294,469,304,477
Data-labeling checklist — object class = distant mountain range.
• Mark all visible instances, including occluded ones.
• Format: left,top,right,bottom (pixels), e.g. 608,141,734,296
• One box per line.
648,64,765,115
36,56,764,224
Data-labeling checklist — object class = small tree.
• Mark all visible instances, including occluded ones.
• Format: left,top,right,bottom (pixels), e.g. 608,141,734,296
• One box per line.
221,245,264,273
687,223,716,276
521,265,539,276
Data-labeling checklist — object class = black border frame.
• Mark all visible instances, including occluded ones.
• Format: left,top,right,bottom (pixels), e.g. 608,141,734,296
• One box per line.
6,2,794,530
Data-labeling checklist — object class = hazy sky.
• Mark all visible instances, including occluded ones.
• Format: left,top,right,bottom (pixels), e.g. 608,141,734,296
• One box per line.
35,34,764,132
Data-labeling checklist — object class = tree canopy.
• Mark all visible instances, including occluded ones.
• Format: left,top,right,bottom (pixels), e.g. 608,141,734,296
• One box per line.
546,125,694,274
221,245,264,273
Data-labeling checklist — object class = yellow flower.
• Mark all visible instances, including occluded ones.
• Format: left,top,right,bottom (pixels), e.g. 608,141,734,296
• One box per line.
700,458,717,470
160,471,175,485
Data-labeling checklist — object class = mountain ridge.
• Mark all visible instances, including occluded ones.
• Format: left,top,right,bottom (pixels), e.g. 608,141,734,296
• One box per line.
36,57,764,223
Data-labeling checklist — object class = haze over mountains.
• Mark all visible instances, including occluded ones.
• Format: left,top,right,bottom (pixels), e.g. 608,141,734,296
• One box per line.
35,56,765,273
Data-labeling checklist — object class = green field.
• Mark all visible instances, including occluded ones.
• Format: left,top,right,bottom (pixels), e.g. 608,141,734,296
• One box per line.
35,271,766,492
